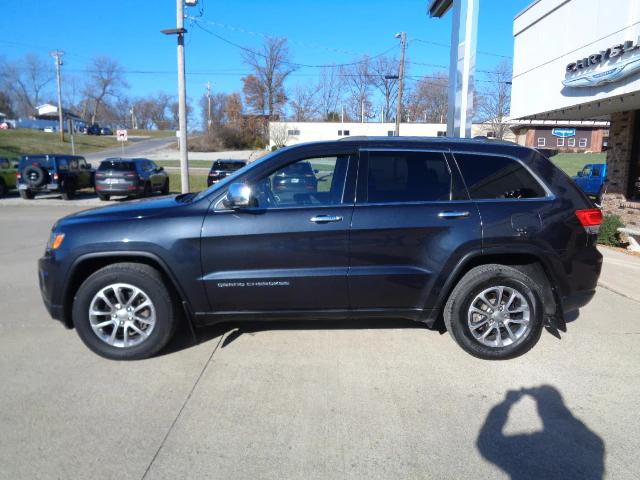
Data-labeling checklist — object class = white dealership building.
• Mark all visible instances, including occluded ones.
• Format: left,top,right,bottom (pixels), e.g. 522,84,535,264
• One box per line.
511,0,640,225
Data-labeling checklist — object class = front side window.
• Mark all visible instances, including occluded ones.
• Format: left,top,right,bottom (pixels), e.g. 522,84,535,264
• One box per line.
455,153,546,200
251,155,349,208
363,151,453,203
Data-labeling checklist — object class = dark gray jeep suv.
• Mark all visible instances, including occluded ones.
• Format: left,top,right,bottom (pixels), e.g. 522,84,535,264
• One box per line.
38,138,603,360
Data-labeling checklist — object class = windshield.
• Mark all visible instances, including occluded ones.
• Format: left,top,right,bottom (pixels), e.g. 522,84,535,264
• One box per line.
99,160,136,171
193,149,285,202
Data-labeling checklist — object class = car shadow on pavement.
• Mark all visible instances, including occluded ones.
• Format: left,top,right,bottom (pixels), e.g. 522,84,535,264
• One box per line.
477,385,605,480
160,318,429,355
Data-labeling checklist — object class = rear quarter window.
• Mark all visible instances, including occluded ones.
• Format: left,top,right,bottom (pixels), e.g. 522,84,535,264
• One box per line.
454,153,546,200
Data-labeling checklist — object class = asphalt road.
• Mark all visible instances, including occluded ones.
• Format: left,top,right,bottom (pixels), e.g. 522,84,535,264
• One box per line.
1,203,639,480
83,137,177,166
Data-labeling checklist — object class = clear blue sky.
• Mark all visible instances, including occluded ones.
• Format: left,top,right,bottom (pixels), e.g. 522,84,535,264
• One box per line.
2,0,531,103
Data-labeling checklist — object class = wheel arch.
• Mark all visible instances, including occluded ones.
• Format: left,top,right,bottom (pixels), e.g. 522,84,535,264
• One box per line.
430,248,561,326
62,251,195,330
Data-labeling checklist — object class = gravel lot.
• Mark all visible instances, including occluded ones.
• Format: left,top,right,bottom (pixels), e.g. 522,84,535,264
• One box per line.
0,202,639,480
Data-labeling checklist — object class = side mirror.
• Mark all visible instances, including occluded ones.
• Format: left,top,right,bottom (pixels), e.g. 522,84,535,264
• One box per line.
156,166,164,172
223,183,252,209
576,171,583,177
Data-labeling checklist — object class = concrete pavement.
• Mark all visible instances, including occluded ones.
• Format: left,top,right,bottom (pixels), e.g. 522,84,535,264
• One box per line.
84,137,178,166
598,246,640,303
1,203,639,479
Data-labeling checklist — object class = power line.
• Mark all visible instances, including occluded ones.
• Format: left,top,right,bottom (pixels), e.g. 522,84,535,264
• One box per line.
411,38,512,59
192,19,399,69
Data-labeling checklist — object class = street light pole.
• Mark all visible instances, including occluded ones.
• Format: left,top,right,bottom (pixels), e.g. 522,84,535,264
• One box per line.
394,32,407,137
162,1,191,193
50,50,65,143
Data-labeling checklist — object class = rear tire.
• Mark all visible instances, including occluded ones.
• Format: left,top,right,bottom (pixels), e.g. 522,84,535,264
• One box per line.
98,194,110,201
143,182,151,197
161,179,170,195
444,264,544,360
72,262,178,360
0,179,7,197
19,189,35,200
61,187,76,200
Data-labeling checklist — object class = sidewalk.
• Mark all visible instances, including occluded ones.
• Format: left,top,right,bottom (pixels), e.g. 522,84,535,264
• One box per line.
597,246,640,303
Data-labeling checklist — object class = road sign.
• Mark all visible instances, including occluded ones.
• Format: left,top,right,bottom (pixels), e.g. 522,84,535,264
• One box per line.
116,129,128,142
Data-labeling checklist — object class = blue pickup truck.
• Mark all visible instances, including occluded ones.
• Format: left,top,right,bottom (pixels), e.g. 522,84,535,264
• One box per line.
572,163,607,202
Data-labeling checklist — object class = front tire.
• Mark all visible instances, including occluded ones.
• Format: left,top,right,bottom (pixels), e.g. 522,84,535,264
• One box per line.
72,263,177,360
444,264,544,360
161,179,170,195
98,193,110,201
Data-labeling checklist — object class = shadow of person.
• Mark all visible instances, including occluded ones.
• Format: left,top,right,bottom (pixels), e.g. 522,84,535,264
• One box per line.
477,385,605,480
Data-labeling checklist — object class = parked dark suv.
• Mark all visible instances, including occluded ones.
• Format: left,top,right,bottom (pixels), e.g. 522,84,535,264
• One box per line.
95,158,169,200
207,159,247,186
18,154,94,200
39,138,602,360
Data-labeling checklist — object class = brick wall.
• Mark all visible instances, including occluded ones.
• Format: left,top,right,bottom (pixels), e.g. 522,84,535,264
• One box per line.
601,110,640,227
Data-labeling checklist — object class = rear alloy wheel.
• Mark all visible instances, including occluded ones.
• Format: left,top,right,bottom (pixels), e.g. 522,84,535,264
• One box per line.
73,263,177,360
444,264,544,360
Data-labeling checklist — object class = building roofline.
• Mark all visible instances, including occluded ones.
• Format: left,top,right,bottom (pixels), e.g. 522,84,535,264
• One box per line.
514,0,542,20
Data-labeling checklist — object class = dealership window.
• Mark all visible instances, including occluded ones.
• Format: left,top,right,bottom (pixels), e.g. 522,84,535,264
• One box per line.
287,129,300,136
338,130,342,135
486,131,496,138
579,138,588,148
557,137,565,147
387,131,395,136
455,153,546,199
343,130,350,136
537,137,545,147
568,138,576,147
437,131,447,137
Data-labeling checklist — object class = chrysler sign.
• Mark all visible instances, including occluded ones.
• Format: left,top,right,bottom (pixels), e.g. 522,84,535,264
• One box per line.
563,37,640,88
552,128,576,138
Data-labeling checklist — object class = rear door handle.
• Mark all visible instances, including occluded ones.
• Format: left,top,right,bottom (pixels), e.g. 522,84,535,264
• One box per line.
310,215,343,223
437,211,470,219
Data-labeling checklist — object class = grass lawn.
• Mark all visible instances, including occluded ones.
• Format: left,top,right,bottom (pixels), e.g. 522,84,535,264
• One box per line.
0,129,119,159
168,172,209,193
128,129,175,138
550,152,607,176
157,160,213,168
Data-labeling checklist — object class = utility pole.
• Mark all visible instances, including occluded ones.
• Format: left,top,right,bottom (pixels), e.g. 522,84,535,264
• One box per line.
50,50,65,143
394,32,407,137
162,0,191,193
205,81,212,131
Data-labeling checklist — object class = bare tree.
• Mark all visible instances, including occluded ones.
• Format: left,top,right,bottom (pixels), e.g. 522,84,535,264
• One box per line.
270,122,290,148
406,72,449,123
370,56,399,122
316,66,341,121
1,53,54,116
340,57,374,122
241,37,295,118
290,84,320,121
477,61,512,140
84,56,128,123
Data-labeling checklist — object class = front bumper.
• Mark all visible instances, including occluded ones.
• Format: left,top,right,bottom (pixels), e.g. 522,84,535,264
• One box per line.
38,253,68,327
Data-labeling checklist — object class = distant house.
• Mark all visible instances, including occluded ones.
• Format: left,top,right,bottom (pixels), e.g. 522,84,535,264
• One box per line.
16,104,84,132
510,119,610,153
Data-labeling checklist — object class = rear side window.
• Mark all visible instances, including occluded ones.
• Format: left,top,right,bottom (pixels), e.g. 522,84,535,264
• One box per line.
213,161,245,171
454,153,546,200
363,151,453,203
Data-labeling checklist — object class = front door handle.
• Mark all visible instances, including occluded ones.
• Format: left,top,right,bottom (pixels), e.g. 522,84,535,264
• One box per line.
310,215,343,223
437,211,470,219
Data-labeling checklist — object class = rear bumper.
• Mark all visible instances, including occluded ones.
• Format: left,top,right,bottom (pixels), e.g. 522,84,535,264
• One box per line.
561,289,597,312
95,184,141,194
18,183,59,192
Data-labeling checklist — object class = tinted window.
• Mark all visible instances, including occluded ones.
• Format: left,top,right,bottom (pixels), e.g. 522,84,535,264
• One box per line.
364,151,453,203
455,153,546,199
20,157,52,169
57,158,68,170
213,161,245,171
99,161,136,171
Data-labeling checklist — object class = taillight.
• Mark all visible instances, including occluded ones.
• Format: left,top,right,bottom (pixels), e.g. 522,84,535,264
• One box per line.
53,173,59,181
575,208,603,234
16,172,21,179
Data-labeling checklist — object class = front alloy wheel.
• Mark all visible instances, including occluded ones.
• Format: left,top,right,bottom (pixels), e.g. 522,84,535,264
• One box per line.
73,263,177,360
88,283,156,348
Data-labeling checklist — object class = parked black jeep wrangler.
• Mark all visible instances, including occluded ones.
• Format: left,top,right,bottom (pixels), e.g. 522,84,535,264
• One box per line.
18,155,94,200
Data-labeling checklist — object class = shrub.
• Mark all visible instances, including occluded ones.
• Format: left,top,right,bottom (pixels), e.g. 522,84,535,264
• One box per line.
598,214,624,246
